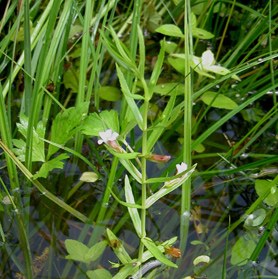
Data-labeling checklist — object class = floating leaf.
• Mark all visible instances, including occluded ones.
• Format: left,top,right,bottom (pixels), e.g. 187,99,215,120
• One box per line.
193,255,210,265
231,235,257,266
255,179,278,207
201,91,238,110
97,86,121,101
141,238,177,268
79,172,98,183
155,24,184,38
244,208,266,227
33,153,69,179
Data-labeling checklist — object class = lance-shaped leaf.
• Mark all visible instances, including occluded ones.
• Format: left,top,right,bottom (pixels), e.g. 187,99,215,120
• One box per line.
106,228,132,265
145,164,197,208
116,65,143,129
141,238,177,268
125,175,142,237
155,24,184,38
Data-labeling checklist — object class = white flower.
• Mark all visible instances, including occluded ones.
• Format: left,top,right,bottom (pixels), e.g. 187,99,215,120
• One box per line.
97,129,119,145
176,162,188,174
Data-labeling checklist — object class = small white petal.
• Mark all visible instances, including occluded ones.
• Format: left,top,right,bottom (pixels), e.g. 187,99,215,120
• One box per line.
176,162,188,174
201,50,215,68
98,129,119,144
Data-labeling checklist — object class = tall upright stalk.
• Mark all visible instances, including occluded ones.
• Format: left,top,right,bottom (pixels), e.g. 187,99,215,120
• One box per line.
138,93,149,262
180,0,193,252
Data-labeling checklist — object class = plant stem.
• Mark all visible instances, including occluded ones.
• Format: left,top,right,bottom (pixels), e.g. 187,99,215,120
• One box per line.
138,95,149,262
180,0,193,253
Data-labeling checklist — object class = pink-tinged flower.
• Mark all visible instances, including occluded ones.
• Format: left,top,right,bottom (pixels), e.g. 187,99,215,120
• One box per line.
98,129,119,145
147,154,171,163
176,162,188,174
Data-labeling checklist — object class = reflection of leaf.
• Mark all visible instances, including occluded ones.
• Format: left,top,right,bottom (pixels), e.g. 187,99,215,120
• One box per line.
13,115,45,162
201,91,238,110
33,153,69,179
48,103,89,158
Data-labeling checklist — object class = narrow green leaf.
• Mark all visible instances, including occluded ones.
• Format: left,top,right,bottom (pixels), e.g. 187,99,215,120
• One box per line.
116,65,143,129
137,25,145,78
141,238,177,268
112,262,140,279
106,228,132,264
148,41,165,99
192,27,214,39
201,91,238,110
146,164,196,208
155,24,184,38
119,158,142,183
125,175,142,237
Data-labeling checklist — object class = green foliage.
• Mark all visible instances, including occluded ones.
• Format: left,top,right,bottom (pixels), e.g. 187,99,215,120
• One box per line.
65,239,107,264
33,153,69,179
13,114,45,162
231,234,257,266
255,178,278,207
201,91,238,110
48,102,89,158
97,86,122,101
141,238,177,268
82,110,119,136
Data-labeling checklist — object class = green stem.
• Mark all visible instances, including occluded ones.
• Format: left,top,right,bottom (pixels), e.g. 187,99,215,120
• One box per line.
180,0,193,253
138,86,149,263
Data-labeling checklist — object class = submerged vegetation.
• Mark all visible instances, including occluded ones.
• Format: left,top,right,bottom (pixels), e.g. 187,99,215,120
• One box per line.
0,0,277,278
